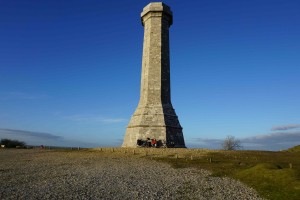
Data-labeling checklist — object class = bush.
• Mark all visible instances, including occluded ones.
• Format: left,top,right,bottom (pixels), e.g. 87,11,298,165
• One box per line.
0,139,26,148
222,135,242,150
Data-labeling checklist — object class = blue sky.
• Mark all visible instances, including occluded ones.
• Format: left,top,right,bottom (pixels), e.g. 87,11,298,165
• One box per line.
0,0,299,150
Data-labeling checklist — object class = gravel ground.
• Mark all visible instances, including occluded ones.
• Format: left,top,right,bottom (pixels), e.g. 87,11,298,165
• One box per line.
0,149,264,200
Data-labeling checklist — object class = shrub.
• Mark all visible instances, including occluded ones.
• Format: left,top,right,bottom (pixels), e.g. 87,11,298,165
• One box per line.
222,135,242,150
0,138,26,148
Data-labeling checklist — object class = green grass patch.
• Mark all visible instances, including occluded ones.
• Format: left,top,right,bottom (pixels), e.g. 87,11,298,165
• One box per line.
152,150,300,200
236,163,300,199
286,145,300,153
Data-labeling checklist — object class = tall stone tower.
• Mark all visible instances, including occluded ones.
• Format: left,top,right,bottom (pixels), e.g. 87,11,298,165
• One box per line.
122,2,185,148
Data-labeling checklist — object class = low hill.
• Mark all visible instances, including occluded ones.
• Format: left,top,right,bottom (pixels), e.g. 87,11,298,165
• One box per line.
286,145,300,152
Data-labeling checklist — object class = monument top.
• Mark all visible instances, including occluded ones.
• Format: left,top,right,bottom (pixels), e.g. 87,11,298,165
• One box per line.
141,2,173,25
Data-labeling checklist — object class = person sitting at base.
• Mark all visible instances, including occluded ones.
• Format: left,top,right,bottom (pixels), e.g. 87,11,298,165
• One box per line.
147,138,151,147
151,138,157,147
137,139,143,147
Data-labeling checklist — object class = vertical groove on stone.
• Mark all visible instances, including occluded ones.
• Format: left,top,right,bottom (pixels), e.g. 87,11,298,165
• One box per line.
122,2,186,148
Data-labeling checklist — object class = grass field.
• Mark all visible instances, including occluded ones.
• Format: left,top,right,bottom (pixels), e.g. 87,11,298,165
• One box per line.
89,147,300,200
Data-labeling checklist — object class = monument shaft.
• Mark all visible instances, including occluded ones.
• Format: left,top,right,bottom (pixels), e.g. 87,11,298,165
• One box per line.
122,2,185,148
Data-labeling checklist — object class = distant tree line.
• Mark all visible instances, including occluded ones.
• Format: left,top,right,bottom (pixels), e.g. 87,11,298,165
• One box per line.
0,138,26,148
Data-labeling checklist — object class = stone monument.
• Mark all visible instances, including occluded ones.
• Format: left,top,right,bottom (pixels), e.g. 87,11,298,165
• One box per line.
122,2,185,148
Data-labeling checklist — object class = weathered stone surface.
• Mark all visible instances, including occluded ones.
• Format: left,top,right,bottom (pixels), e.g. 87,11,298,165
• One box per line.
122,2,185,148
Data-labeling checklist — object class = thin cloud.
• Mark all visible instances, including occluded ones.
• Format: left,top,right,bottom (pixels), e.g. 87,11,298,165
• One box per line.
242,131,300,144
271,124,300,131
0,128,100,147
191,138,223,145
61,114,126,124
189,138,223,149
62,114,93,121
241,131,300,150
190,131,300,151
0,128,63,140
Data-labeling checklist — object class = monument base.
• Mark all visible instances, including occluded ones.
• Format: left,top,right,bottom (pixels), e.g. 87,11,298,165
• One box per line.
122,126,185,148
122,104,186,148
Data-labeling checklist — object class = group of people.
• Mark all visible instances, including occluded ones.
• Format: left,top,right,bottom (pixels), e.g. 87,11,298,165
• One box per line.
137,138,157,148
